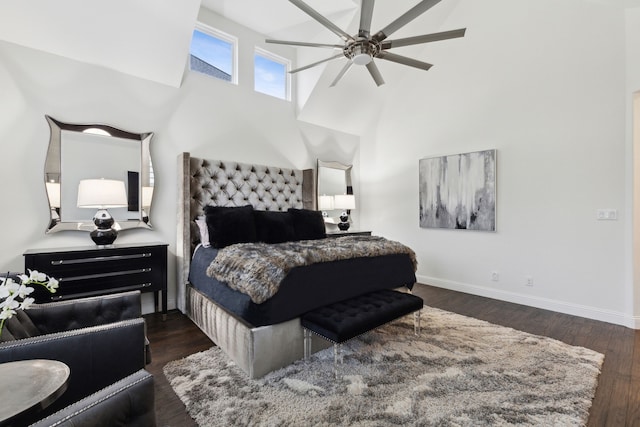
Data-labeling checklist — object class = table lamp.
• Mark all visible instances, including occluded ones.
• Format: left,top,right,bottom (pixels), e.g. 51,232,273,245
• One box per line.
333,194,355,231
77,179,128,245
318,194,334,218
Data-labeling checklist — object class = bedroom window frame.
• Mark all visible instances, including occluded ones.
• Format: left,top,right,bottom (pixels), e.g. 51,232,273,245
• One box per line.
254,47,291,101
190,22,238,85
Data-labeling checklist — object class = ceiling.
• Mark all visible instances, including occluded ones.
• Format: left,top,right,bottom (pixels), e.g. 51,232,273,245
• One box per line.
0,0,638,123
0,0,201,88
200,0,359,38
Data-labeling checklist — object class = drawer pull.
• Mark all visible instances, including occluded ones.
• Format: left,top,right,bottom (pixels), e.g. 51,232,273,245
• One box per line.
59,268,152,283
51,253,152,266
46,283,154,300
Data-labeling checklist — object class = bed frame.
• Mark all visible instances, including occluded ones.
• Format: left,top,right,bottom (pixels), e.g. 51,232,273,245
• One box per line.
177,152,324,378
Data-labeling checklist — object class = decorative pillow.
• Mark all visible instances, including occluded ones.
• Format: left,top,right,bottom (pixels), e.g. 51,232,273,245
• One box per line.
253,210,296,244
288,208,327,240
204,205,257,248
194,216,211,248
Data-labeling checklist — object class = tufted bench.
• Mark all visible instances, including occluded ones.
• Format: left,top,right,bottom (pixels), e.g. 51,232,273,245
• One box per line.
301,289,423,376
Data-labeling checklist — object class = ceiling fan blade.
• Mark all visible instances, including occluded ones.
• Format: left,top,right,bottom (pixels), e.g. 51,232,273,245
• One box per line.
359,0,375,38
373,0,442,42
330,61,353,87
290,53,345,74
289,0,354,42
381,28,466,49
366,60,385,86
377,51,433,71
266,39,343,49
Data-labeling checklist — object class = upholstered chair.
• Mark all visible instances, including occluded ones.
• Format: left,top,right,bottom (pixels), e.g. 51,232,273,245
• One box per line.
0,291,156,426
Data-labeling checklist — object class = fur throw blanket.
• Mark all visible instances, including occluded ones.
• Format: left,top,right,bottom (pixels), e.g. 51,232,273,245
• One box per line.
206,236,417,304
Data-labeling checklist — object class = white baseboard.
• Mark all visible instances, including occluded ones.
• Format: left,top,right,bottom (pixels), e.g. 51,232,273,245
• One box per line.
417,274,637,329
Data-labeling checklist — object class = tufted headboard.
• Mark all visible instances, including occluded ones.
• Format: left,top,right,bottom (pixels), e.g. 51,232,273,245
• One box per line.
176,152,315,311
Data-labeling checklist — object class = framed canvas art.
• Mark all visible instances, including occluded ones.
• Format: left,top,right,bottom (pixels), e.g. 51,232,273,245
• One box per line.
419,149,496,231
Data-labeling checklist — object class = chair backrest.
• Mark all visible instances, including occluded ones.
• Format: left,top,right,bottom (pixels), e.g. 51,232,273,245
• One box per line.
0,311,41,342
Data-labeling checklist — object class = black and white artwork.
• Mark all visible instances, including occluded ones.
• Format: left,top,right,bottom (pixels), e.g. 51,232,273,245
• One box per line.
419,149,496,231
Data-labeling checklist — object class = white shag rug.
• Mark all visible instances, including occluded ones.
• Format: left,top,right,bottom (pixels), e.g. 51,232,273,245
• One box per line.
164,306,604,426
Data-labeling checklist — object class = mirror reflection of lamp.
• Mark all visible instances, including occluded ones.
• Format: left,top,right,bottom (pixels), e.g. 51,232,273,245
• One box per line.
141,186,153,224
77,179,128,246
333,194,355,231
318,194,334,218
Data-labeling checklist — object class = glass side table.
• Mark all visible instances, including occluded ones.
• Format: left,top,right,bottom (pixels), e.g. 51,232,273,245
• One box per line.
0,359,70,425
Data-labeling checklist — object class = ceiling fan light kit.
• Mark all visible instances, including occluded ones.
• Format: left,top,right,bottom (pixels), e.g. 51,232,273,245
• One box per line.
266,0,466,87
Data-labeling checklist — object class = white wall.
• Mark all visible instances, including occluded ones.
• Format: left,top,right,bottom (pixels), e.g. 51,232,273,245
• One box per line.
627,7,640,323
361,0,633,326
0,9,359,313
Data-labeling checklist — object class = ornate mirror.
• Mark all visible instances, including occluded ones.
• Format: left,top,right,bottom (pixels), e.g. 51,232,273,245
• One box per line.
44,116,154,233
316,160,353,224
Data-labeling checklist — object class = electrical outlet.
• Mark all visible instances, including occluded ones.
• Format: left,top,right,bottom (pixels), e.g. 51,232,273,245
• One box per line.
491,271,499,282
596,209,618,221
525,276,533,287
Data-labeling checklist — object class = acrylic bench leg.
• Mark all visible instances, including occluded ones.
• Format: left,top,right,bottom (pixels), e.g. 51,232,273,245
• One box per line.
334,343,343,379
304,329,311,360
414,309,422,336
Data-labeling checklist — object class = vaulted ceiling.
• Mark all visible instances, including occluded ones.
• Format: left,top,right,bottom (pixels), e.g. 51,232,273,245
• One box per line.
1,0,639,135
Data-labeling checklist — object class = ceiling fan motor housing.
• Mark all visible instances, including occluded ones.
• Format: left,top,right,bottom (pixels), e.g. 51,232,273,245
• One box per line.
344,38,381,65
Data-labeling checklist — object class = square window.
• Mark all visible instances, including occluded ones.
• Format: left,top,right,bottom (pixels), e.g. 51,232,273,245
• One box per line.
254,49,290,101
190,24,237,84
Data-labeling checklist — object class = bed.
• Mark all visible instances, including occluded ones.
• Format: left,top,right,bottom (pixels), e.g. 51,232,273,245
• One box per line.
177,152,417,378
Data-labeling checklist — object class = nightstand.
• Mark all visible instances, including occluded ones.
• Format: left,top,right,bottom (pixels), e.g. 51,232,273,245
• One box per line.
326,230,372,237
24,242,167,318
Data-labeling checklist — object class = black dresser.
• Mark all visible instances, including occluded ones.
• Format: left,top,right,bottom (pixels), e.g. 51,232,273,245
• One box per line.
24,242,167,318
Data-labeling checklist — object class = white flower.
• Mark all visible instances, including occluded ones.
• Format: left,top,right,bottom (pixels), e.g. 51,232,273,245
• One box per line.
15,285,34,299
0,270,59,337
0,296,19,310
19,297,35,311
0,307,16,320
0,283,9,299
28,269,48,282
46,278,59,292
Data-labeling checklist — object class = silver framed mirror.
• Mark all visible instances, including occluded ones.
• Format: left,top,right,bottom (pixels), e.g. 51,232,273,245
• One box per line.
316,160,353,225
44,115,154,233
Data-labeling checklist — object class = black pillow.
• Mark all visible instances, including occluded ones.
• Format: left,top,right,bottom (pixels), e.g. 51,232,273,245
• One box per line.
288,208,327,240
254,210,296,244
204,205,257,248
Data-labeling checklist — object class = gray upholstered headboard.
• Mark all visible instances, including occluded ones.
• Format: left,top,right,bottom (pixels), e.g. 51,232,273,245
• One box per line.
176,152,315,312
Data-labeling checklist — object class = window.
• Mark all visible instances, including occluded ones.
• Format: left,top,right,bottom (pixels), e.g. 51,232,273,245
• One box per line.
190,23,237,84
254,48,290,100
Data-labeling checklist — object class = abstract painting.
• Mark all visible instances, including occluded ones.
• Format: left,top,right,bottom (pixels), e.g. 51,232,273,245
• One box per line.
419,149,496,231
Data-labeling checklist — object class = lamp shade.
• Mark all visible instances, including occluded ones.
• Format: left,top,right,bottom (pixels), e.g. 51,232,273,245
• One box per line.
77,179,128,209
318,195,334,210
333,194,355,210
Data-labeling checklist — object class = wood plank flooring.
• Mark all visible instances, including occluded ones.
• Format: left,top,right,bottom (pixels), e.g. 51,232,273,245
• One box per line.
144,283,640,426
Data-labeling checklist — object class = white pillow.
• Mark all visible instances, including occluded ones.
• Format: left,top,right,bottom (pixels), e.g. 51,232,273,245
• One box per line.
195,216,211,248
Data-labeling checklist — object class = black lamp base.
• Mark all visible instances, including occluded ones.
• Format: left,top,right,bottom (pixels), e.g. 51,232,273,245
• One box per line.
338,212,350,231
91,209,118,245
90,228,118,245
337,222,350,231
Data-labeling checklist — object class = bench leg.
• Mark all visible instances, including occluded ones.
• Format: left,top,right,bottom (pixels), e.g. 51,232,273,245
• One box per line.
303,328,311,360
333,343,343,379
414,309,422,336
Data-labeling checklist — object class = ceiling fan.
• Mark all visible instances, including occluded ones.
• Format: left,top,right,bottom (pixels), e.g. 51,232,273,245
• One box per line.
266,0,466,87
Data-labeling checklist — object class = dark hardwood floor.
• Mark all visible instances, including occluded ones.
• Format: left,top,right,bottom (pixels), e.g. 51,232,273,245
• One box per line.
145,283,640,426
